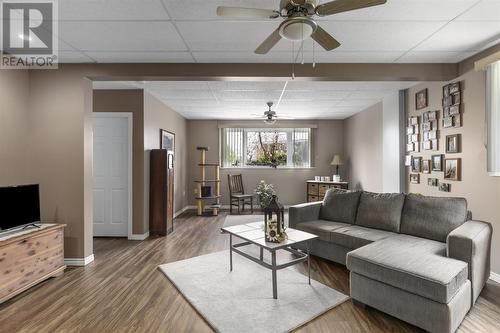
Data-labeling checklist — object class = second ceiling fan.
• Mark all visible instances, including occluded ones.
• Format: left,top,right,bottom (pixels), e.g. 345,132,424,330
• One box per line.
217,0,387,54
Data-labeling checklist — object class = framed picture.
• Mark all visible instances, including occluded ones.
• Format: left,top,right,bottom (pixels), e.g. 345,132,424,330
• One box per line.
449,105,460,116
423,140,432,150
423,132,429,141
411,134,419,143
444,158,461,181
449,82,460,94
443,107,450,118
428,130,437,140
405,155,412,167
439,183,451,192
431,139,439,151
413,125,420,134
432,154,443,171
407,126,414,135
410,173,420,184
428,178,439,186
422,122,432,132
416,89,428,110
443,85,450,97
446,134,461,153
451,92,461,105
428,111,437,121
407,143,414,152
453,114,462,128
411,157,422,173
422,160,431,174
409,116,419,125
160,129,175,154
443,117,453,128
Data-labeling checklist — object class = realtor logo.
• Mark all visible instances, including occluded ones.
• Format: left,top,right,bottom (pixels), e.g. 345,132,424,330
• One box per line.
1,0,58,68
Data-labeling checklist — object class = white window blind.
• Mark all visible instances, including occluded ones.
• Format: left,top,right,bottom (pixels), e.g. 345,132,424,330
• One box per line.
220,127,312,168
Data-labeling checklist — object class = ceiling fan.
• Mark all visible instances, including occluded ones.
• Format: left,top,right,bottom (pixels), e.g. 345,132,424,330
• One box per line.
217,0,387,54
254,102,295,124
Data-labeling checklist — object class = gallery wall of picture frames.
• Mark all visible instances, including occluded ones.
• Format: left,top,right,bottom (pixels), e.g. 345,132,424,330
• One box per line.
406,81,464,193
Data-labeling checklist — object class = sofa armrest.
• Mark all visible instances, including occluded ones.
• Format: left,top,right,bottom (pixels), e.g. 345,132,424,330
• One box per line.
447,220,492,304
289,201,322,229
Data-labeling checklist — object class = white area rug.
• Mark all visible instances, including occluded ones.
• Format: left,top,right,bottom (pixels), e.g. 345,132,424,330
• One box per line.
159,251,348,333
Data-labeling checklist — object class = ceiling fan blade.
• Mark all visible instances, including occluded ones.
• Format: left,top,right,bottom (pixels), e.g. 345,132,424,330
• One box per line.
216,6,279,19
311,26,341,51
316,0,386,16
255,28,282,54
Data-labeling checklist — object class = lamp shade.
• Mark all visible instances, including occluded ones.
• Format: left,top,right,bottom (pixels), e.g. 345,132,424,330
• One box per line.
330,154,343,166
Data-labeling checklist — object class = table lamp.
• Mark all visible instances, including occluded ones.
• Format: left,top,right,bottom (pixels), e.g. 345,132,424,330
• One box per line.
330,154,343,182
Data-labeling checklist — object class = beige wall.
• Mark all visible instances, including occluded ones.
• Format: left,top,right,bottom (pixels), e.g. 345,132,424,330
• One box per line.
186,120,343,206
26,68,93,258
143,92,188,219
93,89,146,234
406,70,500,274
0,70,30,185
344,102,384,192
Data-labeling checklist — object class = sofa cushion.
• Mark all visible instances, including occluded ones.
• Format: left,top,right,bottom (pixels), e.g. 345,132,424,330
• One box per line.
330,225,396,249
346,234,468,304
296,220,349,242
400,194,468,242
320,189,361,224
355,192,405,232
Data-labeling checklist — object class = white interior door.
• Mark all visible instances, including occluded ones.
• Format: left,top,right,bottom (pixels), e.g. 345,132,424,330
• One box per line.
93,114,131,237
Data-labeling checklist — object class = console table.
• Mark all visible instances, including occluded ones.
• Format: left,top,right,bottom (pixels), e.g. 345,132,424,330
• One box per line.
306,180,349,202
0,224,66,304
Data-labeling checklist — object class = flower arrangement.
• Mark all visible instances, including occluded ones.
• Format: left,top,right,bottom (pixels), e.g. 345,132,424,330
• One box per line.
255,180,275,208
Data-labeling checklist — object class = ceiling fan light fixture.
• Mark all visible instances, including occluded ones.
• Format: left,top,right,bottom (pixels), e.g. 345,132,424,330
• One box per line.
264,118,277,125
278,17,316,41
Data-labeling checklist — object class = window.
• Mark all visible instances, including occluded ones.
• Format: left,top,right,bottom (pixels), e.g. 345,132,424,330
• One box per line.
220,128,312,168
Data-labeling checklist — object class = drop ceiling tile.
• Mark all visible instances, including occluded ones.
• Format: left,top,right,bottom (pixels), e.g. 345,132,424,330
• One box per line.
286,81,367,91
360,81,419,90
214,90,282,101
318,21,446,51
163,0,276,20
208,81,286,91
58,51,94,63
281,90,350,100
163,99,219,107
194,51,295,63
337,99,381,107
177,21,291,52
146,81,209,90
414,21,500,51
295,51,403,63
60,0,170,21
457,0,500,21
59,21,187,51
150,89,214,99
395,51,477,63
84,51,193,62
317,0,477,21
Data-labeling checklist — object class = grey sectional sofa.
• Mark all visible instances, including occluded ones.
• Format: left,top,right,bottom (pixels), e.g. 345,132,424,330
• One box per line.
289,190,492,333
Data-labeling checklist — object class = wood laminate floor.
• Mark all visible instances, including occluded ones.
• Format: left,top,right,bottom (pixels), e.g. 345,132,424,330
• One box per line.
1,212,500,333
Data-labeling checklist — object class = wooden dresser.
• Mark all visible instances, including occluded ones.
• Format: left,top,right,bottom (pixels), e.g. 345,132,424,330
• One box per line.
307,180,349,202
0,224,66,304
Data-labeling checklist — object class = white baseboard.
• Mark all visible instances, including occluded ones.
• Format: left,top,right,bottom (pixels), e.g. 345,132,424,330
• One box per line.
489,271,500,284
128,232,149,241
174,206,192,218
64,254,94,266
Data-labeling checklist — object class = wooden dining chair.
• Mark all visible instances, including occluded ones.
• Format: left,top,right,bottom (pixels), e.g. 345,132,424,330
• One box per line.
227,174,254,214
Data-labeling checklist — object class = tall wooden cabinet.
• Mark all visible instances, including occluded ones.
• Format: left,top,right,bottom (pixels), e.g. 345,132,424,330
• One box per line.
150,149,174,236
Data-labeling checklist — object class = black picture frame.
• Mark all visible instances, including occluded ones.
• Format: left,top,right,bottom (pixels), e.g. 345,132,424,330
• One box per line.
431,154,443,171
160,129,175,154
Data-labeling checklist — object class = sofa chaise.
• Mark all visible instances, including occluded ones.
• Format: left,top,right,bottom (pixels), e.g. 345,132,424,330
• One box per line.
289,190,492,333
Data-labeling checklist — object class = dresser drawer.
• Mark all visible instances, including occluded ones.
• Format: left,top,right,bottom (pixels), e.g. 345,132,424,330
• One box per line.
308,195,320,202
319,184,330,196
307,183,319,195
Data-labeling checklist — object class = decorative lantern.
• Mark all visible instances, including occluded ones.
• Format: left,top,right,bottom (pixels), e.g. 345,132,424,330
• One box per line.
264,195,286,243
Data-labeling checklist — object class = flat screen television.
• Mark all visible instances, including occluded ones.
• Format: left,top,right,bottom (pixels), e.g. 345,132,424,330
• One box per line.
0,184,41,231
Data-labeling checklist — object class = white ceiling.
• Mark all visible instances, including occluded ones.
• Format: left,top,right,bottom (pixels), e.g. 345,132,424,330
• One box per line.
93,80,417,119
55,0,500,64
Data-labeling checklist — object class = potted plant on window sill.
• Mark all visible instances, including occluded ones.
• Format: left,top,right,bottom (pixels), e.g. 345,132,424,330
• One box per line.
255,180,276,212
